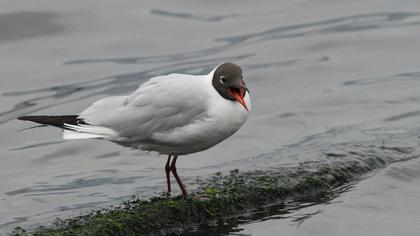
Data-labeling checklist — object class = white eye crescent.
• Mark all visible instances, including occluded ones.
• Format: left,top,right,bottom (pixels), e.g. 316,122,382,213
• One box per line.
219,76,226,84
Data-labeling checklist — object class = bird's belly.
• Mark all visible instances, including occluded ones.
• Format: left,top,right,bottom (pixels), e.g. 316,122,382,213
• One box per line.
136,121,240,155
133,110,248,155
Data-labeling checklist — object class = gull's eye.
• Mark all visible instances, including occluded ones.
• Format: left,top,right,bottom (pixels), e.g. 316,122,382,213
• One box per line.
219,76,226,84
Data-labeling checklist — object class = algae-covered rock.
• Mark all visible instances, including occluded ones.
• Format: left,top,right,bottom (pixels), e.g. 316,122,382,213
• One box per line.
15,166,355,236
14,138,419,236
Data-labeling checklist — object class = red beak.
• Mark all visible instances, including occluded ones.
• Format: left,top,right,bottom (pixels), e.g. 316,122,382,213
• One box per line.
228,87,248,111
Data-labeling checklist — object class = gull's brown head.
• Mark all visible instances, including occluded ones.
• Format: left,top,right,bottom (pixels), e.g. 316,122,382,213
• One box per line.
212,63,249,111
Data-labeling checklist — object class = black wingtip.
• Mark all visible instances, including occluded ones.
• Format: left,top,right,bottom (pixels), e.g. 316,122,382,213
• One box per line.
17,116,32,121
17,115,85,129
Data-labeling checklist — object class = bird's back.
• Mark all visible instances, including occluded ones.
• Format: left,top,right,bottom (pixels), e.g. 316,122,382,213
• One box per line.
78,74,212,143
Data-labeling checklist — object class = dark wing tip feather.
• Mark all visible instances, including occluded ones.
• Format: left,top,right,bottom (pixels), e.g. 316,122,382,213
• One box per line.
17,116,38,121
17,115,86,129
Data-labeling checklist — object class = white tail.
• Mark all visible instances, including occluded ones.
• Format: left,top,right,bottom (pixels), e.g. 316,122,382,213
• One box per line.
62,124,118,140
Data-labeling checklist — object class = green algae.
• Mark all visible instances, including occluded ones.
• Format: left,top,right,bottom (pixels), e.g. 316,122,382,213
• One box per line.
12,142,418,236
12,166,357,236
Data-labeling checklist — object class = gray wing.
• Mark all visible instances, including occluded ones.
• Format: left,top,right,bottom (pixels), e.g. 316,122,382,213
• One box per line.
78,74,210,141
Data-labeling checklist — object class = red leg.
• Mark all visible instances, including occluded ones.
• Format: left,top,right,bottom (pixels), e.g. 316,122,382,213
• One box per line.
170,155,188,197
165,155,172,193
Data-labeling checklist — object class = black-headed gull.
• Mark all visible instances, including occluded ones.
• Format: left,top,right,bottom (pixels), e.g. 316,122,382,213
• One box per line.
18,63,251,196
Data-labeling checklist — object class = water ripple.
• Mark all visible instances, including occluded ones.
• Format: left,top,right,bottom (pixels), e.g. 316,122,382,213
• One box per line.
343,71,420,87
9,141,65,151
218,12,420,44
384,110,420,122
64,12,420,66
5,175,148,196
150,9,238,22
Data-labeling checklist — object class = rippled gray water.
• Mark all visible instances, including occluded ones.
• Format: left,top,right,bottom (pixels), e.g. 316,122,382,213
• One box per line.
1,0,420,234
